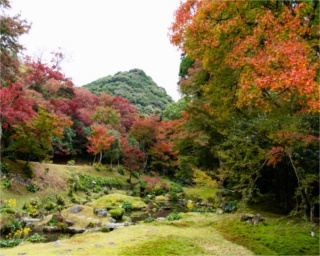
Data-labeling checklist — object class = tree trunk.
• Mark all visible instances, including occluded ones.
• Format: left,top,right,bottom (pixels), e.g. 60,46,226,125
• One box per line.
310,204,315,223
99,151,102,164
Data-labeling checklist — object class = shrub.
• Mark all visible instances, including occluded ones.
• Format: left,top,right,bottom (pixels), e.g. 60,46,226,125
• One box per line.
47,219,58,227
69,174,124,192
56,194,65,205
23,164,33,178
122,201,132,212
27,183,40,193
1,179,12,189
93,163,101,171
144,216,155,223
109,208,125,221
28,233,45,243
0,239,22,248
117,166,124,175
93,185,102,193
141,173,169,196
100,226,110,233
57,222,67,232
166,213,182,221
44,201,56,211
6,227,32,240
67,160,75,166
170,183,183,193
223,200,238,213
0,163,11,174
23,199,39,217
169,193,179,201
190,207,216,213
86,222,98,228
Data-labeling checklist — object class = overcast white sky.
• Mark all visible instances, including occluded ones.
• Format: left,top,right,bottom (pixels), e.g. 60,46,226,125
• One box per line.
9,0,182,101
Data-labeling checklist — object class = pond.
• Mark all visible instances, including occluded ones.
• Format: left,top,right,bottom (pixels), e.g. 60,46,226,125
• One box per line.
31,199,188,243
128,199,188,223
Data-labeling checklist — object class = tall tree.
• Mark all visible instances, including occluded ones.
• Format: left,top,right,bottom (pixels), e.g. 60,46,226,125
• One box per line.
170,0,319,217
120,136,145,183
129,115,160,172
87,124,115,164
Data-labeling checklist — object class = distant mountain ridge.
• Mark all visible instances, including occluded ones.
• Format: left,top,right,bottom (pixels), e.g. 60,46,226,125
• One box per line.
83,69,173,115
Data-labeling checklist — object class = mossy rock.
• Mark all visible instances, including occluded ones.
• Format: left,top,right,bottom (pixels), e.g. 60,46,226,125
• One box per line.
88,193,147,210
109,208,125,221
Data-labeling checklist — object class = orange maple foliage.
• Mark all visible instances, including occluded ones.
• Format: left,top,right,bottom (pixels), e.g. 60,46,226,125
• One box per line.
87,124,115,157
170,0,319,113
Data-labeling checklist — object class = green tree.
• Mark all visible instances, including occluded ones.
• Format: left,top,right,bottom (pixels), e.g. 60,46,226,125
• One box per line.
163,97,188,121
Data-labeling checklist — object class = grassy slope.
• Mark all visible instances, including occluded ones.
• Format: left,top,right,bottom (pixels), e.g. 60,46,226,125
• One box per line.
1,159,138,209
2,213,253,256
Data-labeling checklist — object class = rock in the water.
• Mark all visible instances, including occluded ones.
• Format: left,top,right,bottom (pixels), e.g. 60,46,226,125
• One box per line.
67,227,86,234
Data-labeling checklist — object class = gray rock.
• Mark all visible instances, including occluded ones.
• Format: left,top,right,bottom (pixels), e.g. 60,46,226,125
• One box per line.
52,240,61,246
22,217,41,223
94,208,108,217
104,222,130,229
44,226,59,232
240,213,265,225
108,217,116,223
68,206,83,213
216,209,224,214
32,224,44,232
52,213,64,222
65,218,75,226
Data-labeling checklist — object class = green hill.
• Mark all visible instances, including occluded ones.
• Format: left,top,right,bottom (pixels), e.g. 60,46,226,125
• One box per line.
83,69,174,115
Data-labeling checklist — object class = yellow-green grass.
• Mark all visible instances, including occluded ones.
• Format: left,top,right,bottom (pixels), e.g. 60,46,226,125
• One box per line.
2,213,253,256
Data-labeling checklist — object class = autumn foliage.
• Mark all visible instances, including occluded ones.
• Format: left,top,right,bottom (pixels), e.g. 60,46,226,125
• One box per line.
170,0,319,218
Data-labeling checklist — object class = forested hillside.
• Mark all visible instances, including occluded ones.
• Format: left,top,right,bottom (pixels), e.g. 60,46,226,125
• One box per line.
83,69,174,115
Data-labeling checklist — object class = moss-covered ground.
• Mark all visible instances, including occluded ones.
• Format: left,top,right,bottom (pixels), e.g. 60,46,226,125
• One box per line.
1,159,319,255
1,213,253,256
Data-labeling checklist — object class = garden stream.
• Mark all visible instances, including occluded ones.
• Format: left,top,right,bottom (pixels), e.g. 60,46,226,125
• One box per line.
32,200,188,243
